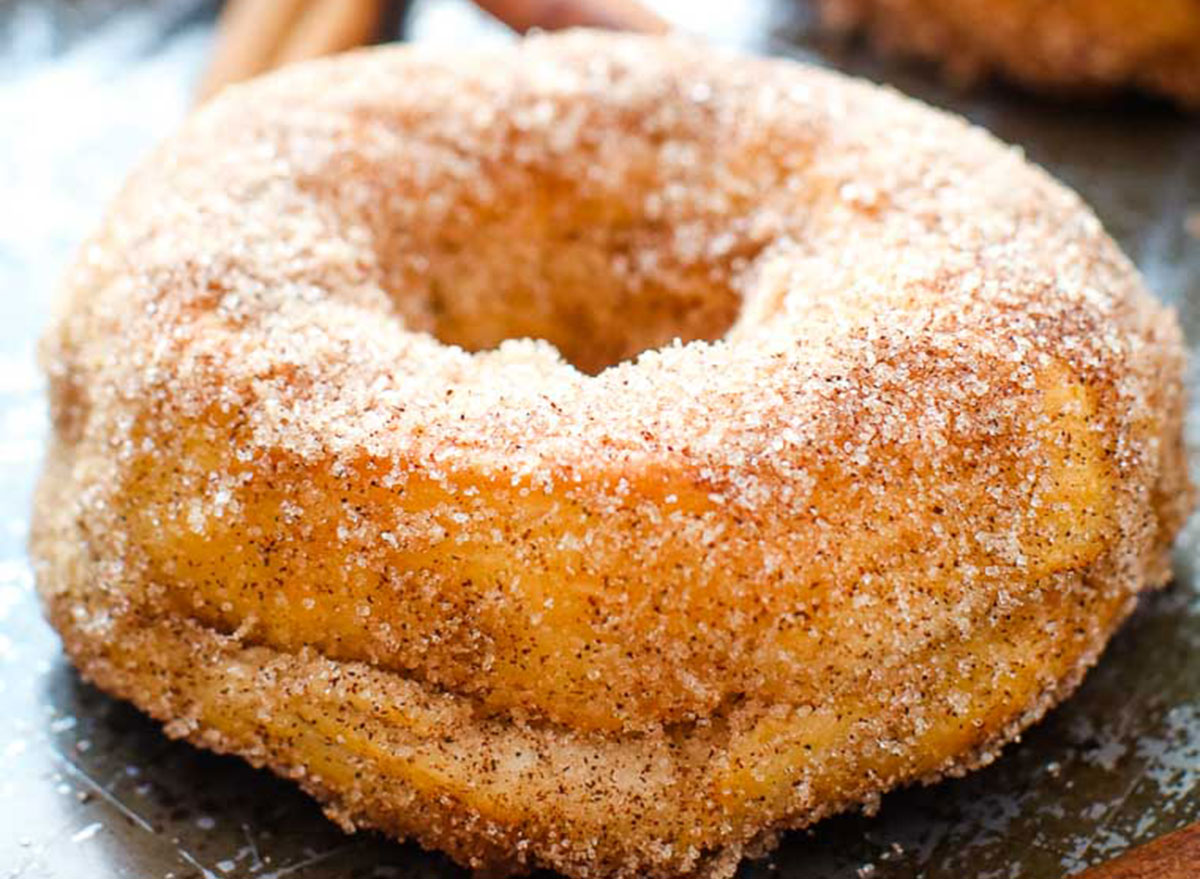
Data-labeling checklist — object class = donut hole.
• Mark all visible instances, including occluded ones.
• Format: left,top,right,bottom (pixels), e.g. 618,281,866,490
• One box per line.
365,156,757,374
422,238,743,376
400,195,746,375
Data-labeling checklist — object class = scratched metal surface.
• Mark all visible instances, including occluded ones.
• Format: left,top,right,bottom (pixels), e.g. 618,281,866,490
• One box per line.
0,2,1197,877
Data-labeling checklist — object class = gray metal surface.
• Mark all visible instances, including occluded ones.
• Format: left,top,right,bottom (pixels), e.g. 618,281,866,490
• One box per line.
0,2,1196,877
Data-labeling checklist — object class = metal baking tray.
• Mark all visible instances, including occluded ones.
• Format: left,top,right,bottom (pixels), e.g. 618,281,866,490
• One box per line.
1,2,1195,876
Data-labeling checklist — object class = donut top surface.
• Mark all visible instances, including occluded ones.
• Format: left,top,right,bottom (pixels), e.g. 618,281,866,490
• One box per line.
52,32,1162,469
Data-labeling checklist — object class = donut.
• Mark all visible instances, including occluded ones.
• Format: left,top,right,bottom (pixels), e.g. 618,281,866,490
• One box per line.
812,0,1200,106
32,31,1190,879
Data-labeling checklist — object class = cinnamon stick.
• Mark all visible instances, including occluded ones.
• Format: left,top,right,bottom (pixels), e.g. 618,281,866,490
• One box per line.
195,0,311,101
473,0,669,34
274,0,385,66
1075,820,1200,879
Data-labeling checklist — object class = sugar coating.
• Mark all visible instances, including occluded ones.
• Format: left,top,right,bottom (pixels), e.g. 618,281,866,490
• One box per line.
31,31,1191,879
813,0,1200,105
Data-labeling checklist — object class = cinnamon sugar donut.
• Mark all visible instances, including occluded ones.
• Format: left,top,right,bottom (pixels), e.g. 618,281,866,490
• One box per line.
813,0,1200,106
32,31,1190,879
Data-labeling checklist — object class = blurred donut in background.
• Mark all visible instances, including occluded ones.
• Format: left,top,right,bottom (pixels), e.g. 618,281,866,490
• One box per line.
811,0,1200,106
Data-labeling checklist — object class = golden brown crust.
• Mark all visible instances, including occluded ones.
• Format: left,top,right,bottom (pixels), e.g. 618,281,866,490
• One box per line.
31,31,1191,879
813,0,1200,106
